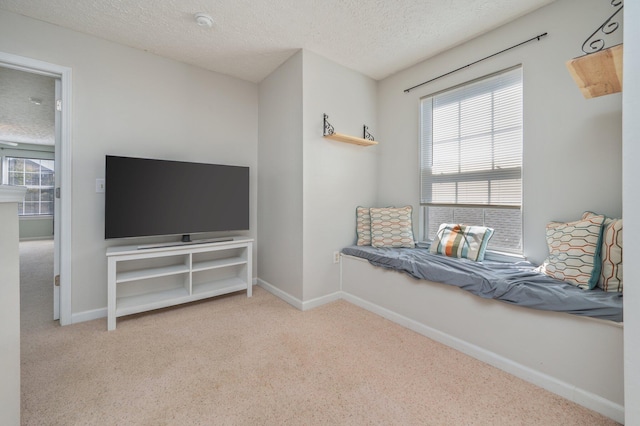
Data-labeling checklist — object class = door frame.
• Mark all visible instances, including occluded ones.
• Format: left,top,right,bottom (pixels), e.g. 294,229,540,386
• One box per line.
0,51,73,325
54,78,62,321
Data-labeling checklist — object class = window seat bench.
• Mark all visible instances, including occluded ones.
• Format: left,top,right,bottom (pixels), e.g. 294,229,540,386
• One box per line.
341,246,622,322
339,246,624,423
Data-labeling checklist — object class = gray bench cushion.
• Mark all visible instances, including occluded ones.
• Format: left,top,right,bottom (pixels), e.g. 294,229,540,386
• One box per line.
342,246,623,322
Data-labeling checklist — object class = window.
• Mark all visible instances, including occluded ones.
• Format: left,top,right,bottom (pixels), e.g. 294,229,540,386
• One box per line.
5,157,54,216
420,66,523,255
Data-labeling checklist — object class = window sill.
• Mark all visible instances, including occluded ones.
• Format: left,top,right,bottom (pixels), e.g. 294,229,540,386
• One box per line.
417,241,525,263
484,250,526,263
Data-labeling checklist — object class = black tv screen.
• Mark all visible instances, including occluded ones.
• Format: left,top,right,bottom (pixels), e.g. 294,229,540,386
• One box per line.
105,156,249,239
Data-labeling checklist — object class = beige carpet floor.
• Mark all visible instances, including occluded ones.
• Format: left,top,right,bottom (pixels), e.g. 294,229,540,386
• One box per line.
20,240,618,425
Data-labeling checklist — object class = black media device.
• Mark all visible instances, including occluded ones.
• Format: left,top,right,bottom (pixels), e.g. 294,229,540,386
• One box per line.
104,155,249,240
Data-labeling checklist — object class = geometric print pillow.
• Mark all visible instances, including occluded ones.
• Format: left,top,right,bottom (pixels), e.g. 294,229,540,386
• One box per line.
356,206,373,246
356,206,394,246
537,214,605,289
582,212,623,292
429,223,494,262
370,206,415,248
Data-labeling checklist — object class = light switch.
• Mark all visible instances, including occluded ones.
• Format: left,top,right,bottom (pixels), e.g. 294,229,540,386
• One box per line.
96,178,105,193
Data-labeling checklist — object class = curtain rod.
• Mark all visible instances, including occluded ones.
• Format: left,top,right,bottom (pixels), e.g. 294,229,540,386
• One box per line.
404,32,548,93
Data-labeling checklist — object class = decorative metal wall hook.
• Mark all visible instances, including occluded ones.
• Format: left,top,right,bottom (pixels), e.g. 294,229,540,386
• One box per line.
323,114,335,136
581,0,623,55
363,125,375,141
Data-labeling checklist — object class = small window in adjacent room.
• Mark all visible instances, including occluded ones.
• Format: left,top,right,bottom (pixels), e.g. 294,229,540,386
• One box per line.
420,66,523,255
4,157,54,216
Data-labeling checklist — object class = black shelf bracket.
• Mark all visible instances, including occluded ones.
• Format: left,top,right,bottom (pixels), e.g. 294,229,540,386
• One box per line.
323,114,335,136
363,125,375,141
581,0,623,55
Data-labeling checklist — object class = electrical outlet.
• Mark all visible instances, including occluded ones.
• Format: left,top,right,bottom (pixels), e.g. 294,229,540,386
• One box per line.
333,251,340,264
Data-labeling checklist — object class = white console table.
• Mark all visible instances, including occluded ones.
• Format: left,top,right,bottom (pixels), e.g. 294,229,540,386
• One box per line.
107,237,253,330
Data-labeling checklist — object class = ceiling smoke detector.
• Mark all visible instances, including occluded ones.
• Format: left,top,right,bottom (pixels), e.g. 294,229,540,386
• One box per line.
194,13,214,28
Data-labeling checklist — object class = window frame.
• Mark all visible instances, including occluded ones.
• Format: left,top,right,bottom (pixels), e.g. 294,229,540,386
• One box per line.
419,66,524,256
2,155,55,217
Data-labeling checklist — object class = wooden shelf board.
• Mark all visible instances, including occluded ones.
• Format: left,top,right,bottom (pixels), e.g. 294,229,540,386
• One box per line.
116,264,189,284
324,132,378,146
192,256,246,272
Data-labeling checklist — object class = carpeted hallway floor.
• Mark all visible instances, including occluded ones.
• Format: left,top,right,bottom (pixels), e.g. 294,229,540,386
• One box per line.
19,240,618,425
20,239,55,333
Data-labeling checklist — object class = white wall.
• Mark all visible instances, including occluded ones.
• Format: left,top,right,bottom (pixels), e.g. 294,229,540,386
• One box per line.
302,50,378,301
258,50,378,304
623,1,640,424
19,217,53,240
0,10,259,316
258,51,304,300
377,0,622,264
0,192,23,426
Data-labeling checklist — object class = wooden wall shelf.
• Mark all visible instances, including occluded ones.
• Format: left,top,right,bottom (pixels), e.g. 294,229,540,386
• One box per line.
324,132,378,146
322,114,378,147
566,44,623,99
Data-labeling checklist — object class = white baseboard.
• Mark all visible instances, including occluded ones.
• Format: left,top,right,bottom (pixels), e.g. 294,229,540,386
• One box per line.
19,236,54,242
71,307,107,324
256,278,342,311
340,291,625,424
301,291,342,311
257,278,304,310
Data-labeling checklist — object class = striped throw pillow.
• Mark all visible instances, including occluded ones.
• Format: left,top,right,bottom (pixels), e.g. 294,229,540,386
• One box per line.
582,212,623,292
429,223,494,262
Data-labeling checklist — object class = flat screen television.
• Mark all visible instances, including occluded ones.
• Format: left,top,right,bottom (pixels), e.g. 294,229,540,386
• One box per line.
105,155,249,240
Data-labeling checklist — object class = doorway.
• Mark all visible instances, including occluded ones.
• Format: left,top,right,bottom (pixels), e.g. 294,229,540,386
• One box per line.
0,66,57,322
0,52,72,325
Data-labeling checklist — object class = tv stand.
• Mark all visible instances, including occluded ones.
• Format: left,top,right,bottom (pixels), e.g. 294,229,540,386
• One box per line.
107,237,252,330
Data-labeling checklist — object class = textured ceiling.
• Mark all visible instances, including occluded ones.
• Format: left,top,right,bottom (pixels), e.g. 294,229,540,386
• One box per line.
0,0,556,146
0,67,55,146
0,0,556,83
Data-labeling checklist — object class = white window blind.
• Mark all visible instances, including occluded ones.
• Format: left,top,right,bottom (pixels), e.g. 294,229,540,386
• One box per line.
420,66,523,254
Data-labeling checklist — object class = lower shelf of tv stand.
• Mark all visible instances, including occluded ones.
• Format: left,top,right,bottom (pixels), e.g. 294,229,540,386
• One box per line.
192,277,247,296
115,278,248,317
107,237,253,330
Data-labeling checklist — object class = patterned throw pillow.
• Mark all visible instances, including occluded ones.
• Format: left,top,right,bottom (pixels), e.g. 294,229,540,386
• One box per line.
429,223,494,262
356,207,372,246
582,212,623,292
370,206,415,248
538,214,605,289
